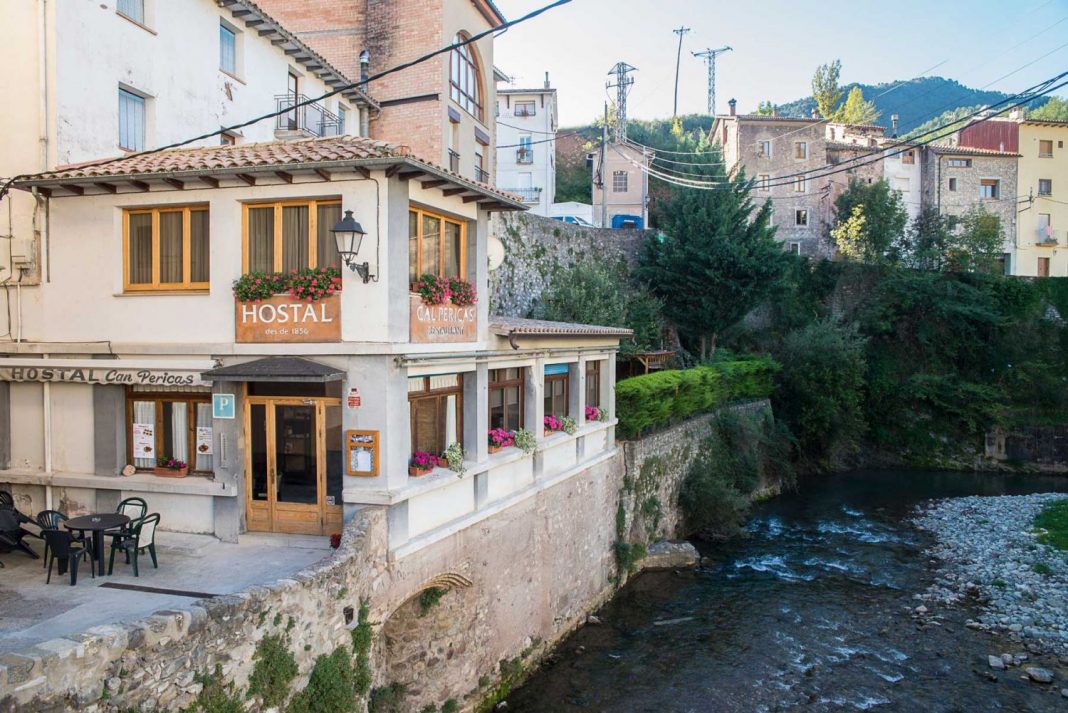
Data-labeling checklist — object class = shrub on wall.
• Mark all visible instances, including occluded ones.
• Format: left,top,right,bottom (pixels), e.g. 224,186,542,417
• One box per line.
286,647,358,713
247,634,298,709
615,357,779,439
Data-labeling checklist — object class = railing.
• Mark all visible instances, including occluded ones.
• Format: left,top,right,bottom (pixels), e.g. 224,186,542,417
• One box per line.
274,94,341,137
475,167,490,183
1036,227,1059,245
503,187,542,203
516,148,533,164
448,150,461,173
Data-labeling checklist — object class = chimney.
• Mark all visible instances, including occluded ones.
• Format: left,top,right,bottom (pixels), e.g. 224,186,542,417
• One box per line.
811,107,818,119
728,98,736,116
358,50,370,90
891,114,899,138
544,71,550,89
1009,108,1022,121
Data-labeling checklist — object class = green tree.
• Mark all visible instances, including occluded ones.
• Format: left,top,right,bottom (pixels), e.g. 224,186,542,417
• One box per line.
953,206,1004,273
537,261,664,356
811,60,843,119
638,158,787,359
1030,95,1068,121
899,206,1003,273
772,319,867,468
830,179,908,264
838,86,879,125
899,205,956,271
755,100,776,116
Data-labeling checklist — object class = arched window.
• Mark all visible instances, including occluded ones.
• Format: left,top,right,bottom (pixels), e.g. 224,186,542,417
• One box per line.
450,33,483,121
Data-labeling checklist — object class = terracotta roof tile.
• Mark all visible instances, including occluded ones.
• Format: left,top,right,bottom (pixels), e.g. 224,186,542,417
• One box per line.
490,316,632,338
928,144,1020,157
18,136,526,207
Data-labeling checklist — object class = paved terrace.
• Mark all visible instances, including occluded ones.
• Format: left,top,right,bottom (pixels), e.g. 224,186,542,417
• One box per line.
0,530,331,654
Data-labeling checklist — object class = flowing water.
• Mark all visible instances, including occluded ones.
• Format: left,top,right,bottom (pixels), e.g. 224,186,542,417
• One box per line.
507,470,1068,712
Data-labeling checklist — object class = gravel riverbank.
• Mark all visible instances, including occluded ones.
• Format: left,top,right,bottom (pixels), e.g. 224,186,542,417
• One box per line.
914,493,1068,657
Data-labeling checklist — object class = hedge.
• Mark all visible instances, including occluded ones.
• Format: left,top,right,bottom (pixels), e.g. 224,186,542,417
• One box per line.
615,357,780,439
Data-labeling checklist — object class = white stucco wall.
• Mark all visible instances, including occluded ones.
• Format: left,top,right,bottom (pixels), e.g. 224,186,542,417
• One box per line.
52,0,362,167
495,89,557,215
882,148,923,223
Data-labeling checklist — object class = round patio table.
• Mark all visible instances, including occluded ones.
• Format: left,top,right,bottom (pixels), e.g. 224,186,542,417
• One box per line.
65,513,130,576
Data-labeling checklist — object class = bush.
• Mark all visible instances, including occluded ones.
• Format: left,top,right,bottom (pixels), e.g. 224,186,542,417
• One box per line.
368,683,408,713
772,319,867,468
679,410,793,536
247,634,297,709
286,647,357,713
615,357,779,438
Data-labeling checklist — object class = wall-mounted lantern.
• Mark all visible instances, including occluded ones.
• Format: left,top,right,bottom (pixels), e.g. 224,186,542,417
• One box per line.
331,210,373,283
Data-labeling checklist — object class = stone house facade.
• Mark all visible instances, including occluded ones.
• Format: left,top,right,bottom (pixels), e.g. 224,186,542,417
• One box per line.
920,144,1020,264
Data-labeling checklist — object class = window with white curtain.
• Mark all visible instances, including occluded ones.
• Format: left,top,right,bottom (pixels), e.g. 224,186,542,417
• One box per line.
129,394,213,472
408,375,463,456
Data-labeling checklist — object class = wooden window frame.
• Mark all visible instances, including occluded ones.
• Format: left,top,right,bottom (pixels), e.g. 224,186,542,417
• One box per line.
794,141,807,160
123,205,210,292
795,209,808,226
585,361,601,409
126,391,212,474
488,368,525,431
1039,140,1053,158
544,372,569,418
450,33,484,122
408,206,468,284
980,178,1000,200
241,198,341,273
408,375,464,456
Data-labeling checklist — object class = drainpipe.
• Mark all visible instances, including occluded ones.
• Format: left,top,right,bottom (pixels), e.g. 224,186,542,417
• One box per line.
43,353,53,509
359,106,369,138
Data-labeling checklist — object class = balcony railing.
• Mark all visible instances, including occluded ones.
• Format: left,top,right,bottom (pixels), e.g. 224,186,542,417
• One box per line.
1036,227,1059,245
516,148,533,164
475,167,490,183
275,94,341,137
448,150,461,173
504,187,542,203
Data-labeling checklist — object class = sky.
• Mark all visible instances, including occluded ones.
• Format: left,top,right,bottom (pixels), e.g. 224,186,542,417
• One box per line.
492,0,1068,127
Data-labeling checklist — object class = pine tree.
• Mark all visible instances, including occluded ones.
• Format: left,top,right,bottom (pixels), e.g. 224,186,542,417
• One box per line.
638,149,787,360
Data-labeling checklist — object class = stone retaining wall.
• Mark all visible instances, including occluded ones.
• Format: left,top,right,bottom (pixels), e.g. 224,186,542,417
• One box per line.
489,212,646,317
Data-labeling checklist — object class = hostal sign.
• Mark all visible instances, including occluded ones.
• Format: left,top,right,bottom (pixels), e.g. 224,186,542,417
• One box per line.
236,294,341,343
0,367,204,386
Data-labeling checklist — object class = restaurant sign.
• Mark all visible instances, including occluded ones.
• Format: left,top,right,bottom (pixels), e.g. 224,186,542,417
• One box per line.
409,294,477,343
0,365,206,387
236,294,341,343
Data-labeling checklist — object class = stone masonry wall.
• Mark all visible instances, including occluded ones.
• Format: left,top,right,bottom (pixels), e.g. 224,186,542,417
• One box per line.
1,402,781,713
621,399,775,545
489,212,646,317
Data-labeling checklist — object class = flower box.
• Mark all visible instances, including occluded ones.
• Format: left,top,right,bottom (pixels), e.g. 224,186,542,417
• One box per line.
154,466,188,478
488,444,502,454
408,466,433,477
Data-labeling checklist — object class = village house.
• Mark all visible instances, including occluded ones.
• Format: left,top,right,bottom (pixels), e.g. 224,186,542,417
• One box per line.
592,142,652,229
0,0,627,554
956,115,1066,276
495,74,559,215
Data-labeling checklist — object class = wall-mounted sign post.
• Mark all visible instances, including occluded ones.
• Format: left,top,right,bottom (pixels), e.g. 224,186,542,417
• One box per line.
213,393,236,420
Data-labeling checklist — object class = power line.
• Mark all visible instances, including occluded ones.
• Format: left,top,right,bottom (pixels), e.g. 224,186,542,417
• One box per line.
0,0,574,200
496,130,585,149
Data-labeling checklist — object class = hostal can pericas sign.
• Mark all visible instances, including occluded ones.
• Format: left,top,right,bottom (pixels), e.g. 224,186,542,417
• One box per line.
236,295,341,343
409,294,477,343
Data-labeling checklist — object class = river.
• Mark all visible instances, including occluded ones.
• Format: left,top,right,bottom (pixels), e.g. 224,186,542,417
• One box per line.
506,470,1068,712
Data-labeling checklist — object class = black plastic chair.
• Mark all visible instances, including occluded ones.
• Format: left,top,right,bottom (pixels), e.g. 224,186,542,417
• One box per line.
0,508,38,560
108,497,148,556
35,510,86,567
108,513,160,577
43,529,93,586
0,491,13,509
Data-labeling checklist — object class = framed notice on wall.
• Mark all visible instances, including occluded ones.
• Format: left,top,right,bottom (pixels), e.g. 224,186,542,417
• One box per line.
345,430,379,477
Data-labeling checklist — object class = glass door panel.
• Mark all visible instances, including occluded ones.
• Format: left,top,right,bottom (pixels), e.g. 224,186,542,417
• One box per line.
325,405,343,509
250,404,269,502
274,404,317,505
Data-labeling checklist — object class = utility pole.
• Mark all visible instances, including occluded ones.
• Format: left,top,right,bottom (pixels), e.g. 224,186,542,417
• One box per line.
606,62,636,143
692,46,732,116
600,102,608,228
672,26,691,118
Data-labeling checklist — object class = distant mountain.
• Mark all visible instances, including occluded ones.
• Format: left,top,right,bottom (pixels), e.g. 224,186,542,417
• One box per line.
772,76,1050,134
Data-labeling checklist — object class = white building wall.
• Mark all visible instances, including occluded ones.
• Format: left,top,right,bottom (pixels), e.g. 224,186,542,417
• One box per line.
495,88,557,216
882,149,923,223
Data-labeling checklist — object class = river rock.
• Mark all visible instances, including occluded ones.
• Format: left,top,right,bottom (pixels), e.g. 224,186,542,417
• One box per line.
988,655,1005,670
1025,667,1054,683
639,541,699,570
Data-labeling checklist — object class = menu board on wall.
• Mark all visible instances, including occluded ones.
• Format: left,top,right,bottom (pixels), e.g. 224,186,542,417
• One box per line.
345,430,379,477
132,423,155,459
195,427,213,456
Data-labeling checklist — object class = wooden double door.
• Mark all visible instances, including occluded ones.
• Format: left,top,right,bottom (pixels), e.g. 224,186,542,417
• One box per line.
245,396,343,535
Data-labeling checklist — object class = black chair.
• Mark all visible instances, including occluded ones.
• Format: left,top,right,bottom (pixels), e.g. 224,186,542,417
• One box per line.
35,510,88,567
43,529,93,585
0,490,13,509
0,508,38,560
108,513,160,577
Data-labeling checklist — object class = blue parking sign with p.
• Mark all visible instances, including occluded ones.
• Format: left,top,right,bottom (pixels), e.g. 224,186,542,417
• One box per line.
213,393,236,419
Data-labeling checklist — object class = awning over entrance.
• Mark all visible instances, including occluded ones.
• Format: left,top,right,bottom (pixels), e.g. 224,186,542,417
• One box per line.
200,357,344,383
